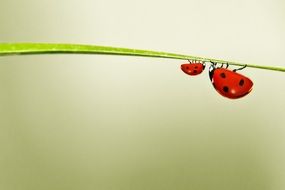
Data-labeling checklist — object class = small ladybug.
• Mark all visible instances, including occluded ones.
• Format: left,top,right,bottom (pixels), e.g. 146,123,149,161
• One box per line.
181,60,205,76
209,62,253,99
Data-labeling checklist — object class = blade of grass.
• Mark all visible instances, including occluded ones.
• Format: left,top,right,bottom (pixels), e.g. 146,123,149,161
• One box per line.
0,43,284,72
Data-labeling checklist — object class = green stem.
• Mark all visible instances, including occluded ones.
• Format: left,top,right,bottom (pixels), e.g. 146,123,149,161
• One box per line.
0,43,284,72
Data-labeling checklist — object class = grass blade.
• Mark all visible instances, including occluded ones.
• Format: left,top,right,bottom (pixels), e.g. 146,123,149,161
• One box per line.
0,43,284,72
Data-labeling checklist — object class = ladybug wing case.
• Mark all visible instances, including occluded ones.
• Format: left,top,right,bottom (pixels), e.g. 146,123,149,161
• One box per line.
210,68,253,99
181,63,204,76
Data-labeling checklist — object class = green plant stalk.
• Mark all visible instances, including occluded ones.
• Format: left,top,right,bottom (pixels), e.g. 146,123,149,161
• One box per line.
0,43,284,72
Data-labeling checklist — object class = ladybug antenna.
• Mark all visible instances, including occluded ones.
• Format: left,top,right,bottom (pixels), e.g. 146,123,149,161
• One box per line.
233,64,247,72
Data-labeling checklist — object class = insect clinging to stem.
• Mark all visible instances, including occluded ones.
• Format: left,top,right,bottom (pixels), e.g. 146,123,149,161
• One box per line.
208,61,253,99
181,59,205,76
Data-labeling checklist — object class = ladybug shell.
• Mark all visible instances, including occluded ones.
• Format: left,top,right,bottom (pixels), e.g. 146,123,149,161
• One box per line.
209,68,253,99
181,63,205,76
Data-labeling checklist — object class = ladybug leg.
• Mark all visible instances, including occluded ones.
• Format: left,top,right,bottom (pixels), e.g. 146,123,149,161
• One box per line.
233,64,247,72
219,62,228,68
225,62,229,69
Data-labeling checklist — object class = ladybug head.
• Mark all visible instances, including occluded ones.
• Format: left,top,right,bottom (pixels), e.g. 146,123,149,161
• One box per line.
209,64,216,80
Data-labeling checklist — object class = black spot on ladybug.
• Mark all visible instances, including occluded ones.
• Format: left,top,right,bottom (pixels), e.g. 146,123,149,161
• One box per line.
239,79,244,86
186,66,189,70
220,73,226,78
194,70,197,73
223,86,229,93
194,66,198,69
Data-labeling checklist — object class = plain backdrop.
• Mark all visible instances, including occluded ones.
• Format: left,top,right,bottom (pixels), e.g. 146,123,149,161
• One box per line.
0,0,285,190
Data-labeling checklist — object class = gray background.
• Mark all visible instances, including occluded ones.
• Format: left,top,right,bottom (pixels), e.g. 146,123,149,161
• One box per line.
0,0,285,189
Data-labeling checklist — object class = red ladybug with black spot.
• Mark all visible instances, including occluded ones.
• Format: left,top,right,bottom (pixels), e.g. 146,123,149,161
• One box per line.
209,62,253,99
181,60,205,76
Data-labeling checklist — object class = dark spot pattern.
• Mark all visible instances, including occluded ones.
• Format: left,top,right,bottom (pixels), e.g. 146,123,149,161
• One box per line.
186,66,189,70
239,79,244,86
220,73,226,78
194,66,198,69
223,86,229,93
194,70,197,74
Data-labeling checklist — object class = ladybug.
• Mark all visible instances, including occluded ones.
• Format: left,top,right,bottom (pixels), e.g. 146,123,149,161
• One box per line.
209,62,253,99
181,60,205,76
